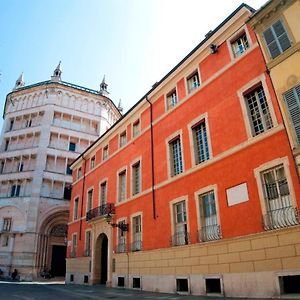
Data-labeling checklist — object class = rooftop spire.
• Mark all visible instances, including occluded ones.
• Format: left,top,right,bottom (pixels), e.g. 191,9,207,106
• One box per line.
99,75,109,96
118,99,123,114
51,61,62,82
13,72,25,90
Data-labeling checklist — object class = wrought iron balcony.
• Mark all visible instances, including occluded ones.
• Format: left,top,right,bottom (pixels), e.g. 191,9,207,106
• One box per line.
116,242,126,253
170,231,190,246
131,240,143,252
263,206,299,230
86,203,115,222
197,224,221,242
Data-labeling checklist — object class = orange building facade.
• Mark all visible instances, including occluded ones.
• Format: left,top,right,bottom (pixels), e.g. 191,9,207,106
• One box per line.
66,4,300,298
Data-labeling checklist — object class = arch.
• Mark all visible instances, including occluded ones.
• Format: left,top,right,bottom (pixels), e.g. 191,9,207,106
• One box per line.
94,233,108,284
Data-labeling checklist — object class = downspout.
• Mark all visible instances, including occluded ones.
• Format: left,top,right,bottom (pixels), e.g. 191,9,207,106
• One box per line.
255,36,300,182
79,157,87,240
145,96,156,219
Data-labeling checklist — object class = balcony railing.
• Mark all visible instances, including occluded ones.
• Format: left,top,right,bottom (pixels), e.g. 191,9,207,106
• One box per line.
131,240,142,252
263,206,299,230
116,242,126,253
170,231,190,247
84,248,91,257
197,224,221,242
86,203,115,222
70,249,76,258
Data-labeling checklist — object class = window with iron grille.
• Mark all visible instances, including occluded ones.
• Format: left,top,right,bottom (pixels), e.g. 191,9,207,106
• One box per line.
263,19,291,59
187,71,200,93
198,191,221,242
74,198,79,220
117,220,126,253
167,89,178,109
261,165,298,230
169,137,183,176
100,181,107,205
84,231,91,256
133,120,140,138
192,121,210,165
132,215,142,251
172,201,188,246
118,171,126,202
119,131,127,147
283,84,300,144
103,145,109,160
231,32,249,58
87,189,93,212
90,156,95,170
244,85,273,136
132,161,141,195
3,218,12,231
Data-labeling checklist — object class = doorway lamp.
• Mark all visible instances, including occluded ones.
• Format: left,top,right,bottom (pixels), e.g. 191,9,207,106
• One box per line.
105,214,129,232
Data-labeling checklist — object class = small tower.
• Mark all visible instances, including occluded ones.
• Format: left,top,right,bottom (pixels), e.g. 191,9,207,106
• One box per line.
99,75,109,96
13,73,25,90
51,61,62,82
118,99,123,114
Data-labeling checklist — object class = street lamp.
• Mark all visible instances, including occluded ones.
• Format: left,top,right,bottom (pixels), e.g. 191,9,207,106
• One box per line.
105,214,128,232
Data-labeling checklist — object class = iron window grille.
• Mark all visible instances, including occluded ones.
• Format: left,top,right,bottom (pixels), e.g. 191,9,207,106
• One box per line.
132,215,142,251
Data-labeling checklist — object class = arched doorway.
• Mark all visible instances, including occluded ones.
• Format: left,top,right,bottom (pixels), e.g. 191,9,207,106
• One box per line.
95,233,108,284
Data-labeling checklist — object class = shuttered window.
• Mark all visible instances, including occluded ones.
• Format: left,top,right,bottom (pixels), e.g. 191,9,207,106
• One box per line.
263,20,291,59
283,85,300,144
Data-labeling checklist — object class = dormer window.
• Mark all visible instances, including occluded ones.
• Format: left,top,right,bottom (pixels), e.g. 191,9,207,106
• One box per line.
187,71,200,93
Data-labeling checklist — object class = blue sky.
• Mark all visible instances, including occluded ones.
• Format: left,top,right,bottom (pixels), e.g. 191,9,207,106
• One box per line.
0,0,266,129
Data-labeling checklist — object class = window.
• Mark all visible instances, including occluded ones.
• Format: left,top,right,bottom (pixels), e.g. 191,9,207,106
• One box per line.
10,184,21,197
2,235,9,247
169,137,183,176
77,167,82,179
87,189,93,213
205,278,222,294
244,85,273,136
192,121,210,165
9,120,14,131
131,215,142,251
132,277,141,289
263,20,291,59
261,165,298,230
3,218,12,231
18,161,24,172
0,161,4,174
167,89,178,109
231,32,249,57
90,156,95,170
119,131,127,147
176,278,189,293
103,145,108,160
132,161,141,195
4,140,9,151
74,198,79,220
198,191,221,241
100,181,107,205
66,164,72,175
84,231,91,256
117,220,126,253
72,234,77,257
187,71,200,93
69,142,76,152
172,201,188,246
64,185,72,200
118,170,126,202
283,84,300,144
133,120,140,138
25,119,32,127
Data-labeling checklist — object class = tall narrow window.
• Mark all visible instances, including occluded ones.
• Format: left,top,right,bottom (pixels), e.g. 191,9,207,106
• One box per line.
132,161,141,195
118,170,126,202
77,167,82,179
103,145,109,160
0,161,4,174
244,85,273,136
18,161,24,172
11,184,21,197
9,120,14,131
263,20,291,59
231,32,249,57
100,181,107,205
283,84,300,144
132,215,142,251
133,120,140,138
169,137,183,176
66,164,72,175
87,189,93,213
3,218,12,231
119,131,127,147
192,121,210,164
117,220,126,253
261,165,298,230
167,89,178,109
4,140,9,151
74,198,79,220
90,156,95,170
198,191,221,242
85,231,91,256
172,201,188,246
72,234,77,257
187,71,200,93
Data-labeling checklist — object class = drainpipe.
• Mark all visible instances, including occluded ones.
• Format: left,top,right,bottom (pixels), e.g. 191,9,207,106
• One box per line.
145,96,156,219
79,157,87,240
255,36,300,182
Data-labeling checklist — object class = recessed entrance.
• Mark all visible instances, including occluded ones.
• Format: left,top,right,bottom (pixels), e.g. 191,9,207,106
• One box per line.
51,245,66,276
94,233,108,285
